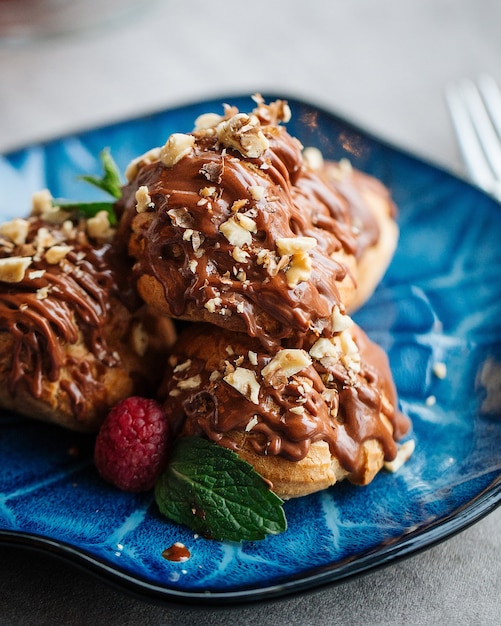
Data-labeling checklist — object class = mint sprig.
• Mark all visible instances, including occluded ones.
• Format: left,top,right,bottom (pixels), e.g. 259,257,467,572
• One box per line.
78,148,122,200
155,437,287,542
52,148,122,225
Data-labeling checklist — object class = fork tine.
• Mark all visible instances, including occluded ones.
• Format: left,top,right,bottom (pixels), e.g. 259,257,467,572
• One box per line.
459,78,501,180
477,74,501,139
445,81,496,192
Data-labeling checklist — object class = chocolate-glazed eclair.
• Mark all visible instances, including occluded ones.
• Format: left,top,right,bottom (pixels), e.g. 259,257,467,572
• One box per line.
0,199,176,432
116,97,398,349
158,320,410,499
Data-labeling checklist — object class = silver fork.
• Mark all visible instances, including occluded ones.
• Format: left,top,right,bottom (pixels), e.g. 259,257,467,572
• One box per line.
445,74,501,202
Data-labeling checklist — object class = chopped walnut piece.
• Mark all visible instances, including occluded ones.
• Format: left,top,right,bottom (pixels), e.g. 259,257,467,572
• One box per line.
331,305,353,333
28,269,46,280
216,113,270,158
204,297,222,313
302,146,324,171
276,236,317,288
232,246,250,263
35,285,50,300
335,330,361,373
223,367,261,405
130,321,149,357
160,133,195,168
31,189,53,216
0,256,32,283
276,236,317,256
45,244,72,265
194,112,224,131
220,215,256,247
167,207,194,229
125,147,161,182
177,375,201,390
261,349,312,387
245,415,259,431
231,199,249,213
0,218,29,245
173,359,192,374
248,185,265,201
135,186,153,213
86,211,115,241
309,337,339,360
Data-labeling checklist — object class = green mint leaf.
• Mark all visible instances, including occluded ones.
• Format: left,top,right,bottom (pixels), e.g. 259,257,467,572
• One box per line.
78,148,122,200
51,200,117,225
155,437,287,542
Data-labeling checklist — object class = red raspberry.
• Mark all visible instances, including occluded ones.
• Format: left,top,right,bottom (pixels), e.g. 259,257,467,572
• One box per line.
94,397,170,492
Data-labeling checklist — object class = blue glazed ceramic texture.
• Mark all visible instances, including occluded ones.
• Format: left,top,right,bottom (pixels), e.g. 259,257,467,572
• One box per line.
1,95,501,603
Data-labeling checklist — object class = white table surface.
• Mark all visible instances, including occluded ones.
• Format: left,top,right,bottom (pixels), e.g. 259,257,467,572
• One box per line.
1,1,500,623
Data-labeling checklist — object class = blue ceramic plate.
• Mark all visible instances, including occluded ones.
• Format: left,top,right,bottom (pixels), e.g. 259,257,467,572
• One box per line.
1,95,500,605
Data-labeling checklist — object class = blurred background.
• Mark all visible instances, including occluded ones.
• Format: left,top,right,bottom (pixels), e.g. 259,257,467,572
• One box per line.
1,0,500,173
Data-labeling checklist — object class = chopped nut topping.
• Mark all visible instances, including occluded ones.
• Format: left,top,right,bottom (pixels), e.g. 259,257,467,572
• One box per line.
276,236,317,288
245,415,259,431
232,246,250,263
177,375,202,390
331,305,353,333
336,330,361,373
61,220,76,239
35,285,50,300
276,236,317,256
31,189,53,216
248,185,265,201
173,359,192,374
261,349,312,387
216,113,270,158
248,350,258,366
302,146,324,171
125,147,161,182
289,406,305,415
309,337,339,360
200,186,217,198
220,215,255,247
188,259,198,273
45,244,72,265
329,158,353,182
231,198,249,213
194,112,224,131
135,186,153,213
34,227,56,258
223,367,261,405
160,133,195,168
167,207,194,229
0,256,32,283
130,321,149,357
433,362,447,379
0,218,29,245
28,269,46,280
86,211,115,241
204,297,222,313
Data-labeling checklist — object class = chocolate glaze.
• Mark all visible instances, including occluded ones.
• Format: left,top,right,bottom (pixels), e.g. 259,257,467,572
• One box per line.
116,101,389,348
160,323,410,484
0,216,138,421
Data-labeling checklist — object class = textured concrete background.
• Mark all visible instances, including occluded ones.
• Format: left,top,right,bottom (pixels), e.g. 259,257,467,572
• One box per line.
1,1,500,623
